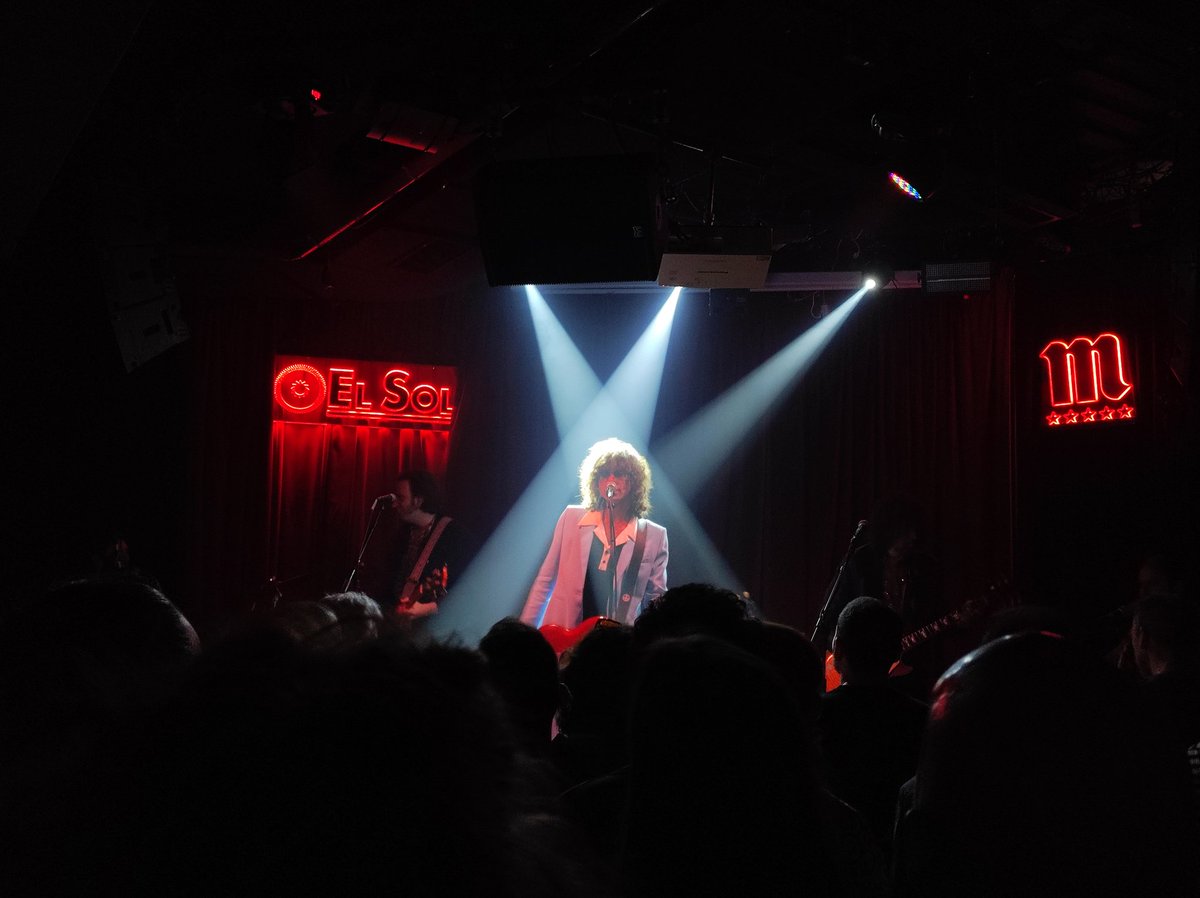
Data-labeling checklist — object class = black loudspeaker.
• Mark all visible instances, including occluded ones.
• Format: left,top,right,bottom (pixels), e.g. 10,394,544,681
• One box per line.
475,155,664,286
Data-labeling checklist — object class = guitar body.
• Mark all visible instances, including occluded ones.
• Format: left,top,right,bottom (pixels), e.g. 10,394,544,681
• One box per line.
539,615,606,655
824,653,909,692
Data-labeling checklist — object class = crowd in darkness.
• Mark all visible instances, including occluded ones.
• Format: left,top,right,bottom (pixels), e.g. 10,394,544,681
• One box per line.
0,546,1197,896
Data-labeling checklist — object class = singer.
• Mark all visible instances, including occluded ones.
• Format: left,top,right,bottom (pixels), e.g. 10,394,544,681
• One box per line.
520,438,668,629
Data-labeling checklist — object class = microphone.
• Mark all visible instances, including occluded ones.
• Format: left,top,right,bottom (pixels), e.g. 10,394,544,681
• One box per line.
372,493,396,510
605,484,616,500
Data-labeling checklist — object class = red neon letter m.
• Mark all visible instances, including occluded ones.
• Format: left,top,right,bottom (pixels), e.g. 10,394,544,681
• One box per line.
1039,333,1133,407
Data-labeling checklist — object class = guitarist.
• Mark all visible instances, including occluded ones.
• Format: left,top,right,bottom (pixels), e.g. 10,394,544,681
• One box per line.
813,497,944,698
520,438,668,633
384,470,470,622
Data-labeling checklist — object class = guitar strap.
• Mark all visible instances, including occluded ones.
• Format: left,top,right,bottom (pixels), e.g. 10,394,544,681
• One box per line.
613,519,648,625
400,515,453,601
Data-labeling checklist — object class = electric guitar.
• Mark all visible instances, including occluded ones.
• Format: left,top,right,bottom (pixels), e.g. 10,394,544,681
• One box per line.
823,580,1010,692
539,615,623,656
395,565,448,614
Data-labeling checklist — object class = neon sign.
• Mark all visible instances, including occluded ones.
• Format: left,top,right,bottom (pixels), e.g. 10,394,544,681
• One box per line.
273,355,456,428
1039,332,1134,427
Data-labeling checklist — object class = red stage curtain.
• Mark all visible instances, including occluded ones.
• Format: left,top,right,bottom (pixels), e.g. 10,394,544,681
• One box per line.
268,422,449,601
656,273,1016,642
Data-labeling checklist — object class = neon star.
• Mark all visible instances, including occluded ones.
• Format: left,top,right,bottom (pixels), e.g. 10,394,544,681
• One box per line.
1118,404,1135,419
1100,406,1115,421
1046,412,1063,426
1064,410,1080,425
1081,408,1097,423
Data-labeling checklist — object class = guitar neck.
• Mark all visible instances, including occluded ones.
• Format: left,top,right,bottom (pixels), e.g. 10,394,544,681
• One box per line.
897,580,1007,655
900,610,961,653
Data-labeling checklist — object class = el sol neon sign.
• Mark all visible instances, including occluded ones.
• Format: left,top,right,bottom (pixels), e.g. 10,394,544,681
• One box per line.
273,355,456,428
1038,332,1134,427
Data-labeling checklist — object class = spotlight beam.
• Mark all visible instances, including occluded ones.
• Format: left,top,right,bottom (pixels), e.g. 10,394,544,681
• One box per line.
525,285,603,439
527,285,681,444
603,286,681,441
658,285,869,500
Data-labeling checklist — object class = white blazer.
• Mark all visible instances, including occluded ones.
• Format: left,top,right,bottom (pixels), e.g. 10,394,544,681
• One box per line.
521,505,668,628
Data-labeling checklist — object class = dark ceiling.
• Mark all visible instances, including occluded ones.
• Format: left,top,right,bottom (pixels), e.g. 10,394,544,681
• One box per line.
7,0,1198,299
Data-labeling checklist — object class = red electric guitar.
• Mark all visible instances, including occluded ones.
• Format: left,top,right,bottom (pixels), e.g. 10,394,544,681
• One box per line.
539,615,624,656
823,581,1010,692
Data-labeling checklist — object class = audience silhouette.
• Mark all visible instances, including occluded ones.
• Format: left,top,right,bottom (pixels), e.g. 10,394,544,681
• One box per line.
3,524,1196,897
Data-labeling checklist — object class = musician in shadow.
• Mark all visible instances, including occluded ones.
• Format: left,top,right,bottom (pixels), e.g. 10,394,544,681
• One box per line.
813,496,944,698
520,438,668,630
370,470,471,623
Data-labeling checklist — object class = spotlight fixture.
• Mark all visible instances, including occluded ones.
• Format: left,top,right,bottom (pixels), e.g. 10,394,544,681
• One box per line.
862,262,895,289
888,171,923,201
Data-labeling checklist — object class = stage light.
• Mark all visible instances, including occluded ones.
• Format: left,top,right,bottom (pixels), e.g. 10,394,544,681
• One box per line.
888,171,923,201
862,263,895,290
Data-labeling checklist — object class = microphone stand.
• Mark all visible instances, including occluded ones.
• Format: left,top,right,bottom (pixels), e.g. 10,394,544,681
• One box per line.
343,498,389,593
811,521,864,649
606,496,619,619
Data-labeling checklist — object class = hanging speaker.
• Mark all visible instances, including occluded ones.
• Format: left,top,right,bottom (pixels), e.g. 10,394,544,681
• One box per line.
474,154,664,286
923,260,992,294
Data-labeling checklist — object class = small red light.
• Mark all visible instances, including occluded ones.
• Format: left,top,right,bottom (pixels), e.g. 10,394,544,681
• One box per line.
311,89,322,102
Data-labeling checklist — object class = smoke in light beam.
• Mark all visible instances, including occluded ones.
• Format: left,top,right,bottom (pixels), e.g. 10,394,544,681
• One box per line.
524,285,601,438
658,285,870,500
526,285,680,442
603,287,680,441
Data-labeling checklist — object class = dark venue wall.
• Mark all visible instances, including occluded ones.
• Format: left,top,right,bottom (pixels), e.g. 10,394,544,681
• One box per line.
1014,244,1199,618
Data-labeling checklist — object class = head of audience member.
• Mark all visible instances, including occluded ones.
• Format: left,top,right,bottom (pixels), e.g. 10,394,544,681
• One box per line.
625,634,828,896
903,631,1196,897
630,582,750,654
559,622,634,740
831,596,902,685
318,591,385,646
33,634,601,897
578,437,653,517
747,620,825,723
267,599,340,644
0,578,199,770
480,618,561,755
1131,592,1199,678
